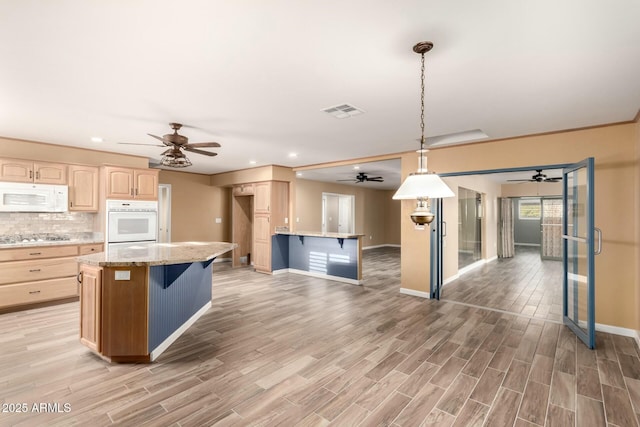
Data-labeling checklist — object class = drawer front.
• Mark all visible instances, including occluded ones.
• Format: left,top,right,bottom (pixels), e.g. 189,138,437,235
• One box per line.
0,245,78,262
0,257,78,285
79,244,103,255
0,277,78,308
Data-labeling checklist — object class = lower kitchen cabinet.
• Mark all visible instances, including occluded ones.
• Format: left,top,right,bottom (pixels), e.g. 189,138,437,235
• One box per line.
79,264,102,352
0,243,103,311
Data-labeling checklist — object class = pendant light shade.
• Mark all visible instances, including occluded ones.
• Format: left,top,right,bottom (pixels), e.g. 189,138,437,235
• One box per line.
393,173,454,200
394,41,454,226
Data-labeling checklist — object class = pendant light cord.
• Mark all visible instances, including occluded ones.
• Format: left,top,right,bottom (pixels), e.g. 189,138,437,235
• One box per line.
419,51,426,172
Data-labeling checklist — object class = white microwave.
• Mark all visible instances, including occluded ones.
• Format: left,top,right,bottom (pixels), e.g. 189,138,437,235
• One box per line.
0,182,68,212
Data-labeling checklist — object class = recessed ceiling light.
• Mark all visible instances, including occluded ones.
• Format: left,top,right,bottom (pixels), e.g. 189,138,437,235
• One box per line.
91,137,103,143
249,160,257,165
296,172,303,177
288,153,298,158
353,165,360,170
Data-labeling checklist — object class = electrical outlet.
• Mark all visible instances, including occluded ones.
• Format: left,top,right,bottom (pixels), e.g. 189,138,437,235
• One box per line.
215,217,222,224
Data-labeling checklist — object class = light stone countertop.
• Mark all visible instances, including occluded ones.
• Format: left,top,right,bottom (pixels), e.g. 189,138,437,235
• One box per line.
275,231,364,239
76,241,237,267
0,237,104,249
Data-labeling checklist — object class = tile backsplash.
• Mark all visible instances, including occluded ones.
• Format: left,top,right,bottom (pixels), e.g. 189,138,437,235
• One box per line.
0,212,96,235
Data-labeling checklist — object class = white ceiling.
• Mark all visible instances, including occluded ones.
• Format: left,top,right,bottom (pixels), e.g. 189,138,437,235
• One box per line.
1,1,639,176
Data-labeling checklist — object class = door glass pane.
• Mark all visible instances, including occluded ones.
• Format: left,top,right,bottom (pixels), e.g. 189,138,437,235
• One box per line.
458,187,482,269
565,167,589,336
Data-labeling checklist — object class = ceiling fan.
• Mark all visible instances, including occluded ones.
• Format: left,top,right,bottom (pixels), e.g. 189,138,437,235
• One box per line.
119,122,221,167
338,172,384,183
507,169,561,183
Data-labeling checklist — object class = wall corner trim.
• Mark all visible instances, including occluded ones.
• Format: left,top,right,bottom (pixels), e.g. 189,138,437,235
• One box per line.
400,288,431,299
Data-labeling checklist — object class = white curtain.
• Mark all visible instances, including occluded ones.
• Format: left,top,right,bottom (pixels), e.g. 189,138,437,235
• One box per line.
498,198,515,258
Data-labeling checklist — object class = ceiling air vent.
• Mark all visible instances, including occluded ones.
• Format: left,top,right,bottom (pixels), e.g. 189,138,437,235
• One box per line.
322,103,365,119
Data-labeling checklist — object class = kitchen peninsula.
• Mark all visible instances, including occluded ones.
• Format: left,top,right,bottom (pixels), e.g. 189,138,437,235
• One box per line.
77,241,236,363
272,231,363,284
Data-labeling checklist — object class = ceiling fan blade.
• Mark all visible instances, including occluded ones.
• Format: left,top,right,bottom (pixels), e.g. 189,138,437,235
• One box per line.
506,179,534,182
118,142,165,147
366,176,383,180
183,147,218,157
337,179,357,182
148,133,168,144
545,177,562,182
185,142,221,148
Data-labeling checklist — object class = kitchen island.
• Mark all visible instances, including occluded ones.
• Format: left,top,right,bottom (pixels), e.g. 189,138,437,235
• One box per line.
272,231,363,284
77,241,236,363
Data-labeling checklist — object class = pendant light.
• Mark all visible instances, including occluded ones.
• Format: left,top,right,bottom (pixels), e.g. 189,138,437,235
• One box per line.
393,41,454,226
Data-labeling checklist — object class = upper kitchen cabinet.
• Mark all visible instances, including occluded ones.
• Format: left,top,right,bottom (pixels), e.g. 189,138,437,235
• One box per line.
103,166,158,200
0,158,67,185
68,165,99,211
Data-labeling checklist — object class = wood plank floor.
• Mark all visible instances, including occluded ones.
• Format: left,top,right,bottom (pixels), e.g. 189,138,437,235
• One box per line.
443,246,563,323
1,247,639,426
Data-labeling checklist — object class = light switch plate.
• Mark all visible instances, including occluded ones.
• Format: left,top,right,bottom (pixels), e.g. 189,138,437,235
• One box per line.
215,217,222,224
115,270,131,281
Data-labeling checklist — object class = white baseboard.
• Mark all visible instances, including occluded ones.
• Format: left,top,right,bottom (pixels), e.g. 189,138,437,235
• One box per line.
363,244,401,250
443,274,459,286
595,322,640,339
150,301,211,361
272,268,362,285
400,288,431,299
486,256,498,263
515,243,541,247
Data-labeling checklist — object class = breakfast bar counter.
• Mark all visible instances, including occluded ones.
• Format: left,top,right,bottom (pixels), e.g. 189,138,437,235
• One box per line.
77,241,236,363
272,231,363,284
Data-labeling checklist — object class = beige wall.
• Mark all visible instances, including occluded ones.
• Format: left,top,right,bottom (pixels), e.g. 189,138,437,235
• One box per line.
501,182,562,198
295,179,400,247
441,175,501,281
400,122,639,329
158,170,231,244
0,137,148,168
384,190,401,245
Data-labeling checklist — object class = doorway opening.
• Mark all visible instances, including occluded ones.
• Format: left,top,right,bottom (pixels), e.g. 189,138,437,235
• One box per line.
434,164,570,323
322,193,355,234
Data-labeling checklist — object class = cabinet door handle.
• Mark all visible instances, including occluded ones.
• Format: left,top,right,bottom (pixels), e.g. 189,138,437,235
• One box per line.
29,269,41,273
131,188,134,196
77,271,83,284
35,171,40,179
135,188,138,196
29,170,33,179
29,290,41,294
29,252,42,256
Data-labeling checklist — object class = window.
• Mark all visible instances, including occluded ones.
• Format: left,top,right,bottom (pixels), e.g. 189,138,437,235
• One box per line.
518,198,541,220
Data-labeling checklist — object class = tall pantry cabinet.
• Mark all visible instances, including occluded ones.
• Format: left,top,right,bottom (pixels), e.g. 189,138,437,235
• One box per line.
233,181,289,273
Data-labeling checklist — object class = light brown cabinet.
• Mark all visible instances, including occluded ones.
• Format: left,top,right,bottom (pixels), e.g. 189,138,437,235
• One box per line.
232,183,255,196
103,166,159,200
0,158,67,184
79,264,102,352
68,165,99,211
0,244,83,310
252,181,289,273
79,243,103,255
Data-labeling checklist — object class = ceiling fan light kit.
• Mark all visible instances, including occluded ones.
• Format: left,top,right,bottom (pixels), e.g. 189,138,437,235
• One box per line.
121,122,221,168
393,41,454,228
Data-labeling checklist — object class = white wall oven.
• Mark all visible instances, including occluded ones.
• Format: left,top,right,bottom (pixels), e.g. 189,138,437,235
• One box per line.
106,200,158,245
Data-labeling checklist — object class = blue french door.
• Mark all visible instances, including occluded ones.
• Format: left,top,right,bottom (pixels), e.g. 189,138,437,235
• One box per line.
430,198,444,299
562,157,597,349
